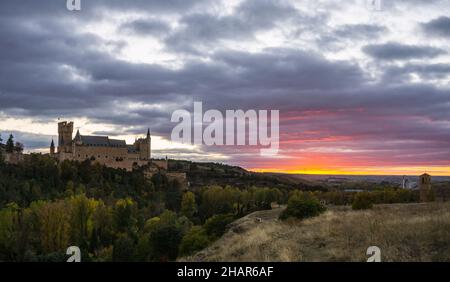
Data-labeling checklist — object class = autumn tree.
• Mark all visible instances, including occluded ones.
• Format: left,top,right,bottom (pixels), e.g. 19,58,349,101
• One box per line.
181,191,197,220
69,194,98,248
113,198,138,237
31,200,71,253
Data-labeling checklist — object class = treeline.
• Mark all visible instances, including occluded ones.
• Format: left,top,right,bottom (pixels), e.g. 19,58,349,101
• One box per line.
0,133,24,154
0,154,285,261
315,189,419,206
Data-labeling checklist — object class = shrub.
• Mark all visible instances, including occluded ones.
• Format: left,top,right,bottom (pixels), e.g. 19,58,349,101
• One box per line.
279,192,326,220
148,225,183,261
179,226,210,256
204,214,235,239
352,192,373,210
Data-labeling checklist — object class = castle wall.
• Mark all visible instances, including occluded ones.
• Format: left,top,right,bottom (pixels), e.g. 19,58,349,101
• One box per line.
57,145,150,171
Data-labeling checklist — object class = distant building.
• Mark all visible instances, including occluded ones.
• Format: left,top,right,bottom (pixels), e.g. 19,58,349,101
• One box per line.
401,176,417,189
419,173,433,202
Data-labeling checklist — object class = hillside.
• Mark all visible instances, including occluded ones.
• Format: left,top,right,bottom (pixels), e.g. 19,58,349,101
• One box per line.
183,202,450,262
169,160,324,191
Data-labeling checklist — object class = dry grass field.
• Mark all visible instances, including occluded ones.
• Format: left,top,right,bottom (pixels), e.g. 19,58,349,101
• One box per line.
183,202,450,262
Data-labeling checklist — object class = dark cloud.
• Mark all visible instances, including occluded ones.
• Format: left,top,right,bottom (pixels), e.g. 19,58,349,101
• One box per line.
422,16,450,38
118,19,171,36
0,0,207,17
381,63,450,83
334,24,387,40
363,42,447,60
164,0,309,53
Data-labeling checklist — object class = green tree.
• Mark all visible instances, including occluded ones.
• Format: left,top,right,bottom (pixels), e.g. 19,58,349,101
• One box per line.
352,192,373,210
113,198,138,236
181,191,197,220
148,224,182,261
5,134,14,153
69,194,98,248
91,202,114,249
0,203,20,260
30,200,71,253
165,179,182,212
112,234,136,262
203,213,235,239
179,226,210,256
279,192,326,220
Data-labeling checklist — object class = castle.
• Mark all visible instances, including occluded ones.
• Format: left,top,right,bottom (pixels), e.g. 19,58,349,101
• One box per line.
50,121,166,171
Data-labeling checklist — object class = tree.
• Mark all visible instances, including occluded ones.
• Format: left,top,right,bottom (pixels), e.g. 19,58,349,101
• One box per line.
31,200,71,253
112,234,136,262
179,226,210,256
69,194,98,248
14,142,24,153
165,179,182,212
352,192,373,210
203,214,235,239
5,134,14,153
0,203,20,261
113,198,138,236
279,192,326,220
148,224,182,261
181,191,197,220
91,202,114,249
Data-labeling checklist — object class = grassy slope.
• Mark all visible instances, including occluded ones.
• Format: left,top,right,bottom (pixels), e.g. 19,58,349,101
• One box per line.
183,202,450,262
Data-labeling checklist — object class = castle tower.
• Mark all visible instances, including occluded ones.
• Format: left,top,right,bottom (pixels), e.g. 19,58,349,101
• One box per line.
58,121,74,153
50,139,55,156
419,173,432,202
138,128,151,161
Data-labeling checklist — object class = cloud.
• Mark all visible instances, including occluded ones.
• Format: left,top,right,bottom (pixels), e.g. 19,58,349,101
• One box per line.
0,0,450,173
334,24,387,40
118,19,171,36
422,16,450,38
362,42,447,60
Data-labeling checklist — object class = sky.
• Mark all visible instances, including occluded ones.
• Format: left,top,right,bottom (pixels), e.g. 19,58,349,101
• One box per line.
0,0,450,175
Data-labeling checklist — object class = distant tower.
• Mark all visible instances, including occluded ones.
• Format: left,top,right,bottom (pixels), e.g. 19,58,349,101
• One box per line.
58,121,74,153
419,173,432,202
50,139,55,156
138,128,151,161
402,176,409,189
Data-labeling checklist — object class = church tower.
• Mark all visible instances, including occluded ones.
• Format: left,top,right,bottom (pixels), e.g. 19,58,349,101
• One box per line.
419,173,433,202
58,121,74,153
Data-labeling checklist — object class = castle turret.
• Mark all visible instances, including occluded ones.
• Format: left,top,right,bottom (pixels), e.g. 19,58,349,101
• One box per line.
58,121,74,153
137,128,151,161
